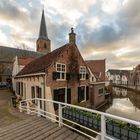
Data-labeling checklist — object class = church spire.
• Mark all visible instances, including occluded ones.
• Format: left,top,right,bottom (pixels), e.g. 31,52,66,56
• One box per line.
39,9,48,39
36,9,51,54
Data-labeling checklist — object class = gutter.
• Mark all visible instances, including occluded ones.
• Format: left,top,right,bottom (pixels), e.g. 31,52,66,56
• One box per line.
15,72,46,78
90,81,105,85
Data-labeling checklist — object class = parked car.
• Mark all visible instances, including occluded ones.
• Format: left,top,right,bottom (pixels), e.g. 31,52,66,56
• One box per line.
0,82,9,88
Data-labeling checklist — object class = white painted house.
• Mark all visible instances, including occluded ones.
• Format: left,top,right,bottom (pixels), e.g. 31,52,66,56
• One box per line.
107,69,129,85
12,56,34,92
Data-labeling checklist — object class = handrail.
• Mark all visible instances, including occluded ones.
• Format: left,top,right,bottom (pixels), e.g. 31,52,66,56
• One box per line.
19,98,140,140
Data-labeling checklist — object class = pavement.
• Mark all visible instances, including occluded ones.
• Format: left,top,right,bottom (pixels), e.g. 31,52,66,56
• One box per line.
0,89,31,128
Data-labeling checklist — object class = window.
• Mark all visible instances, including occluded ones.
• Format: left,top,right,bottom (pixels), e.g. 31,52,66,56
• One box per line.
98,88,104,95
56,63,66,80
80,66,86,80
31,86,35,103
78,86,89,102
44,43,47,48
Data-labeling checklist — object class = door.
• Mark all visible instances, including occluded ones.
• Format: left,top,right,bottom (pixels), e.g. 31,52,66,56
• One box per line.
54,88,65,110
67,88,71,104
36,86,42,109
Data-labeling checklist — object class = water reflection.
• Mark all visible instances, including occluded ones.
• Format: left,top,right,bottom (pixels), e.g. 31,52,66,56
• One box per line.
113,87,127,97
99,87,140,121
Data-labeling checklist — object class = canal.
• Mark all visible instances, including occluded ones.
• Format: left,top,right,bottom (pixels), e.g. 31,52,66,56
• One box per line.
99,87,140,121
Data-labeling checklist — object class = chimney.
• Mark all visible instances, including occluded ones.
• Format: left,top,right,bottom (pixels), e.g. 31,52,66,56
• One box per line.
69,27,76,44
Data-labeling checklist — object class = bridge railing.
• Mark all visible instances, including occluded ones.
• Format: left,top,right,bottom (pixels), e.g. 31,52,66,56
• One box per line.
19,98,140,140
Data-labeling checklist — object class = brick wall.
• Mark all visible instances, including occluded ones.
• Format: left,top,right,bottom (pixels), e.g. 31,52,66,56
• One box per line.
46,44,90,106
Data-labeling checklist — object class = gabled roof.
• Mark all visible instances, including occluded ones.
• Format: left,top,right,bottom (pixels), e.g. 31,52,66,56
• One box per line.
107,69,129,75
17,43,73,76
86,60,105,81
18,57,35,66
0,46,42,62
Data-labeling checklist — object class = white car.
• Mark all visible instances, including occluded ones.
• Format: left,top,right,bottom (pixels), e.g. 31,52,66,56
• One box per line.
0,82,8,88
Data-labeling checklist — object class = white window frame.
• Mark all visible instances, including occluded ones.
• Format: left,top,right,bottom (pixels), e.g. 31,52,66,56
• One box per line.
56,63,66,80
79,85,86,102
79,66,86,80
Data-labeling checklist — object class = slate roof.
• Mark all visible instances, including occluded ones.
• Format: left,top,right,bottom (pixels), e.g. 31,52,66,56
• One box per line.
107,69,130,75
38,9,48,39
86,60,105,81
0,46,42,62
3,68,12,76
17,43,73,76
18,57,35,66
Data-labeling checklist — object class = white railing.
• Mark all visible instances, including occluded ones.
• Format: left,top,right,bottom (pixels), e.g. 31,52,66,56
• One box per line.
19,98,140,140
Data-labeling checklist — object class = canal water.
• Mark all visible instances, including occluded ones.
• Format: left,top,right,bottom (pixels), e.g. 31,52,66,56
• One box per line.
99,87,140,121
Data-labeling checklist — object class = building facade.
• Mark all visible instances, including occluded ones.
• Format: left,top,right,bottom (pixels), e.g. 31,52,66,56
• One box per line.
12,56,35,92
107,69,129,85
15,42,90,114
86,60,106,109
129,64,140,86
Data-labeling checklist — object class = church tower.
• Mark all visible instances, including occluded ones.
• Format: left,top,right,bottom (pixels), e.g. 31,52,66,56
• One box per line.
36,9,51,54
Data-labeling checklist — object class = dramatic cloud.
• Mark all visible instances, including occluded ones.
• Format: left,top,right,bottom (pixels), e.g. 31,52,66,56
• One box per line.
0,0,140,70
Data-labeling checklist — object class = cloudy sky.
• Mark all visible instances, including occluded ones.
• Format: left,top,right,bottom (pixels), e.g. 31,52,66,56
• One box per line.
0,0,140,70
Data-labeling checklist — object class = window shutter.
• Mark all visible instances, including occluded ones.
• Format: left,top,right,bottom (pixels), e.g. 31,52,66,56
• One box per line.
77,74,80,81
52,72,60,80
78,87,81,103
86,74,89,80
67,88,71,104
53,72,57,80
66,73,71,81
53,89,58,100
86,86,89,100
53,89,58,110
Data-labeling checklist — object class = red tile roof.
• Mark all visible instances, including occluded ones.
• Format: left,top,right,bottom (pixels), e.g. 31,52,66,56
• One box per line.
18,57,35,66
86,60,105,81
17,43,72,76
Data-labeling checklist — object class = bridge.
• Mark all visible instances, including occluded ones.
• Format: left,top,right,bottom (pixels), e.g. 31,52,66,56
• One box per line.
0,90,140,140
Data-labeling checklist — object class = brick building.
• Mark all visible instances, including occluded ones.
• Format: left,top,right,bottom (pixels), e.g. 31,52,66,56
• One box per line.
15,28,90,113
86,60,106,108
129,64,140,86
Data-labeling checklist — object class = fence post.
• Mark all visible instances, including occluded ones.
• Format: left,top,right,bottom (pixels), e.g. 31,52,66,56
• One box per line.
19,102,22,112
37,99,41,117
101,114,106,140
59,104,63,127
27,101,30,114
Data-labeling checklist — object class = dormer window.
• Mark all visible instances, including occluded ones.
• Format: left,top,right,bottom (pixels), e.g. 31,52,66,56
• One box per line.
56,63,66,80
80,66,86,80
